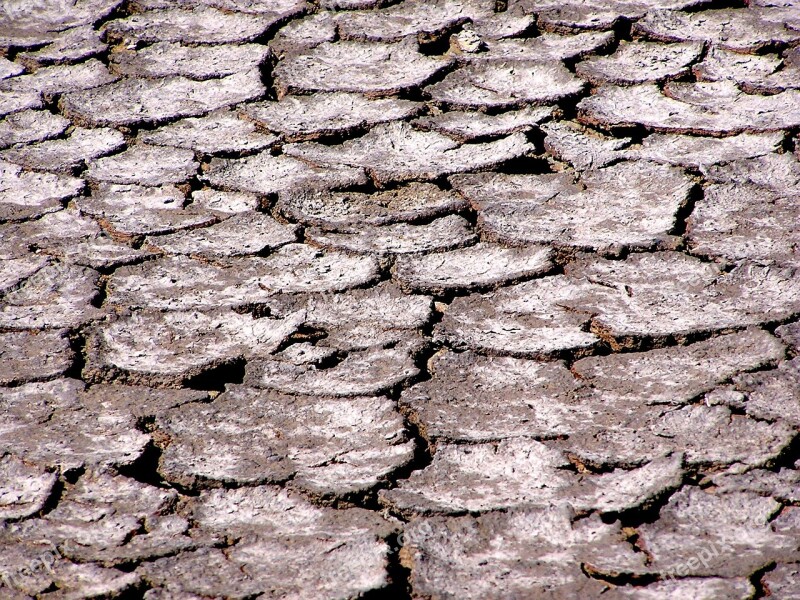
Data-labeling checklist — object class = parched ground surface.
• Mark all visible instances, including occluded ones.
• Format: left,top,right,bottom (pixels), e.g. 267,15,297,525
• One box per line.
1,0,800,598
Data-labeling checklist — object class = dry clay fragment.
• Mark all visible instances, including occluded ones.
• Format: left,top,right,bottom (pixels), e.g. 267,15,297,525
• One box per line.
0,161,83,223
0,110,70,150
633,488,800,578
628,132,782,169
269,11,337,56
87,144,198,187
687,183,800,267
6,471,193,566
0,57,24,79
466,30,613,62
477,160,692,252
414,106,552,142
274,39,452,96
139,110,277,155
438,252,800,357
0,127,126,173
307,214,476,255
394,242,553,294
242,92,421,141
0,262,102,331
0,59,117,99
84,309,305,386
0,455,57,521
142,485,393,599
61,70,265,127
576,41,702,85
704,153,800,195
427,60,585,110
693,46,800,94
0,380,149,472
16,25,107,67
190,188,260,214
147,212,298,258
731,357,800,428
157,385,414,495
633,8,800,53
335,0,493,42
381,438,683,515
77,184,219,237
402,508,645,600
0,330,73,386
286,122,532,185
103,7,277,44
204,152,367,196
542,121,630,170
106,246,380,311
277,182,468,230
110,42,271,80
247,346,420,397
578,81,800,135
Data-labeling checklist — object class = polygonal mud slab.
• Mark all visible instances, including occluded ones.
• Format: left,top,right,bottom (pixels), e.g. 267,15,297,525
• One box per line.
156,385,414,495
477,160,692,252
1,209,156,270
15,25,108,68
265,282,432,352
0,539,139,598
0,330,74,386
0,161,83,223
381,439,683,515
242,93,421,141
5,471,194,566
246,346,420,397
628,132,783,169
465,30,613,62
0,89,43,117
0,59,117,98
0,0,121,47
687,183,800,266
277,182,468,230
578,81,800,135
0,127,126,173
146,212,298,258
776,321,800,351
87,145,198,187
190,188,261,214
393,242,553,294
413,106,552,142
286,122,532,185
106,246,380,310
541,121,630,170
84,309,305,387
470,8,536,40
604,579,755,599
426,60,585,110
0,262,103,331
762,564,800,599
139,110,278,155
103,7,277,44
704,153,800,195
729,357,800,428
334,0,493,42
143,486,394,599
60,70,265,127
273,39,453,97
0,379,150,472
78,384,209,420
0,110,70,150
307,214,476,255
76,184,219,237
269,11,337,56
693,46,800,94
450,170,579,208
110,42,272,80
0,455,57,521
634,488,800,578
0,57,24,79
633,8,800,53
401,509,644,599
204,152,367,196
439,252,800,356
575,41,702,85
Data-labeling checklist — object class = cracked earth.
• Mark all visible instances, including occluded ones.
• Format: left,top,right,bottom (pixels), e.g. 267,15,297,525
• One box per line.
1,0,800,598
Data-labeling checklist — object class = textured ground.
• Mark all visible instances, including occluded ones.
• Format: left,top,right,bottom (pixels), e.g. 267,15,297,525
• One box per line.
1,0,800,598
